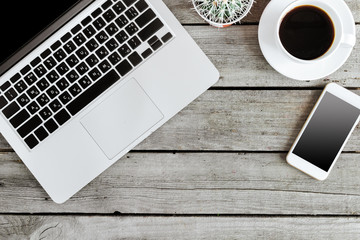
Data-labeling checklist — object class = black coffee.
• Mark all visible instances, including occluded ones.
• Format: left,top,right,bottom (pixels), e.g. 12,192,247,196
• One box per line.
279,5,335,60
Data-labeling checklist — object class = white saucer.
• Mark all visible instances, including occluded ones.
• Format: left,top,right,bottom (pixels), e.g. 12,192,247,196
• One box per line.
258,0,356,81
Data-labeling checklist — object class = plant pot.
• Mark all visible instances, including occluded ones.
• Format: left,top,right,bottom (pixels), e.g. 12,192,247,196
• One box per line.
192,0,254,28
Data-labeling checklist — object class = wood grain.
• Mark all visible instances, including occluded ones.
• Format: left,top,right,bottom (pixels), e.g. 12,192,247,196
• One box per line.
2,90,360,151
1,215,360,239
1,152,360,214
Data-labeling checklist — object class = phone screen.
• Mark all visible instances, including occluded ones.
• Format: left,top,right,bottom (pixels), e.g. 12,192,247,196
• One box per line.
293,92,360,171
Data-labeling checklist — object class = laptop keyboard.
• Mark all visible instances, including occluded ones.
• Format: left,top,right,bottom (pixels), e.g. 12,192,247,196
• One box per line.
0,0,173,149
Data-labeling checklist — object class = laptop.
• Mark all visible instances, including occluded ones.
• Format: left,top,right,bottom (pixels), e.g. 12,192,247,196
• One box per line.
0,0,219,203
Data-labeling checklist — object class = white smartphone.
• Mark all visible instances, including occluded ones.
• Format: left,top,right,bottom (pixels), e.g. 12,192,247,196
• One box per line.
287,83,360,180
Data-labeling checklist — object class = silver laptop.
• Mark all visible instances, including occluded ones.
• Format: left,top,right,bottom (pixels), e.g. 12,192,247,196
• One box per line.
0,0,219,203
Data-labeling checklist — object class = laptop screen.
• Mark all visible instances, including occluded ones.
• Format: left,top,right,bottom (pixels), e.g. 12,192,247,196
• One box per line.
0,0,81,65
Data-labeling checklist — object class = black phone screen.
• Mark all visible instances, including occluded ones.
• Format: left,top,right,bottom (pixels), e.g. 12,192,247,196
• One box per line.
0,0,81,65
293,92,360,171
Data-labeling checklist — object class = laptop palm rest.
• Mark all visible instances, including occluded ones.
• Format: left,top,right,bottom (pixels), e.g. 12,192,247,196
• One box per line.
81,78,164,159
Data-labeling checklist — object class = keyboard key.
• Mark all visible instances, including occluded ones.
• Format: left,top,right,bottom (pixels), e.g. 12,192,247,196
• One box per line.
34,64,47,78
17,115,42,138
30,57,41,67
148,35,158,45
108,52,122,65
115,30,129,44
123,0,136,7
138,18,164,41
3,101,20,118
67,70,120,116
36,78,50,91
135,0,148,12
24,134,39,149
86,54,99,68
46,70,60,83
24,72,37,86
63,41,77,54
20,65,31,75
59,92,72,104
66,70,80,83
151,39,163,51
125,22,139,36
128,36,141,49
91,8,103,18
95,31,109,44
0,96,8,109
128,52,142,67
79,76,92,89
41,49,52,59
27,102,40,114
56,62,70,75
34,126,49,141
54,109,71,126
4,88,18,101
115,15,128,28
71,24,82,34
27,86,40,99
51,41,62,51
10,73,21,83
161,32,173,43
93,17,106,30
39,107,52,121
118,44,131,57
81,16,92,26
95,46,109,59
102,0,113,10
0,81,11,91
54,49,67,62
125,7,138,20
89,68,102,81
135,8,156,28
103,9,116,22
61,32,72,43
113,1,126,14
10,109,30,128
105,38,119,51
69,83,82,97
44,119,58,133
17,94,30,107
56,78,70,91
44,57,57,70
85,39,99,52
83,25,96,38
115,59,133,76
75,63,89,76
98,60,112,73
66,54,80,68
73,33,86,46
46,86,60,99
76,47,89,60
36,94,50,107
105,23,119,36
15,80,29,94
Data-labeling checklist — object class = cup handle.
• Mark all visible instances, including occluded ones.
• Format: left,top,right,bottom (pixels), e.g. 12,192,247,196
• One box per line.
341,34,356,48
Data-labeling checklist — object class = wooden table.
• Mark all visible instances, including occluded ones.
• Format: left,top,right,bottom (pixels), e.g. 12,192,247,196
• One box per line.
1,1,360,238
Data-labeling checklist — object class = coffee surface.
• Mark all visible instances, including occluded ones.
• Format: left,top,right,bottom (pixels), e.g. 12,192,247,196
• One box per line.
279,5,335,60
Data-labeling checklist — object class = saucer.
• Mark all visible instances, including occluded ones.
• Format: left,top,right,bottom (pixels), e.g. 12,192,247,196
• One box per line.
258,0,356,81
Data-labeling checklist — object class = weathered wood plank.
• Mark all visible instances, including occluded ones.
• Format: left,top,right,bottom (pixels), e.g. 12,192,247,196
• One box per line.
164,0,360,24
1,152,360,214
1,90,360,151
1,216,360,239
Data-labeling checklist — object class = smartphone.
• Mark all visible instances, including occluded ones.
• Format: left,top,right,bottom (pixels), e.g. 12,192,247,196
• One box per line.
287,83,360,180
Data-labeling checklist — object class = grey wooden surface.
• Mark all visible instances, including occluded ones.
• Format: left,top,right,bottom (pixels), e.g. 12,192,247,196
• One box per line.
1,0,360,239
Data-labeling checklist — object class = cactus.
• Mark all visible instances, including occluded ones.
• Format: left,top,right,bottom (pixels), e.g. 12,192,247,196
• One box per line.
193,0,249,24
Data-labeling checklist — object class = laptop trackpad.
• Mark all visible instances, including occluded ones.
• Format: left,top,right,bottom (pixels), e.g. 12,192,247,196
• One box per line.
81,78,164,159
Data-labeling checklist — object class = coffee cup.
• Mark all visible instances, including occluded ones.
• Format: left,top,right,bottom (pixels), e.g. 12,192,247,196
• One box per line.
275,0,356,63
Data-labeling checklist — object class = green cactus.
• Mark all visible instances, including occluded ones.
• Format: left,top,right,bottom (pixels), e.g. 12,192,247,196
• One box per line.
193,0,249,24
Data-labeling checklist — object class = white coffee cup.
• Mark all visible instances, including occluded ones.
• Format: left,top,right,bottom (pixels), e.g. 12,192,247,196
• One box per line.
275,0,356,63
